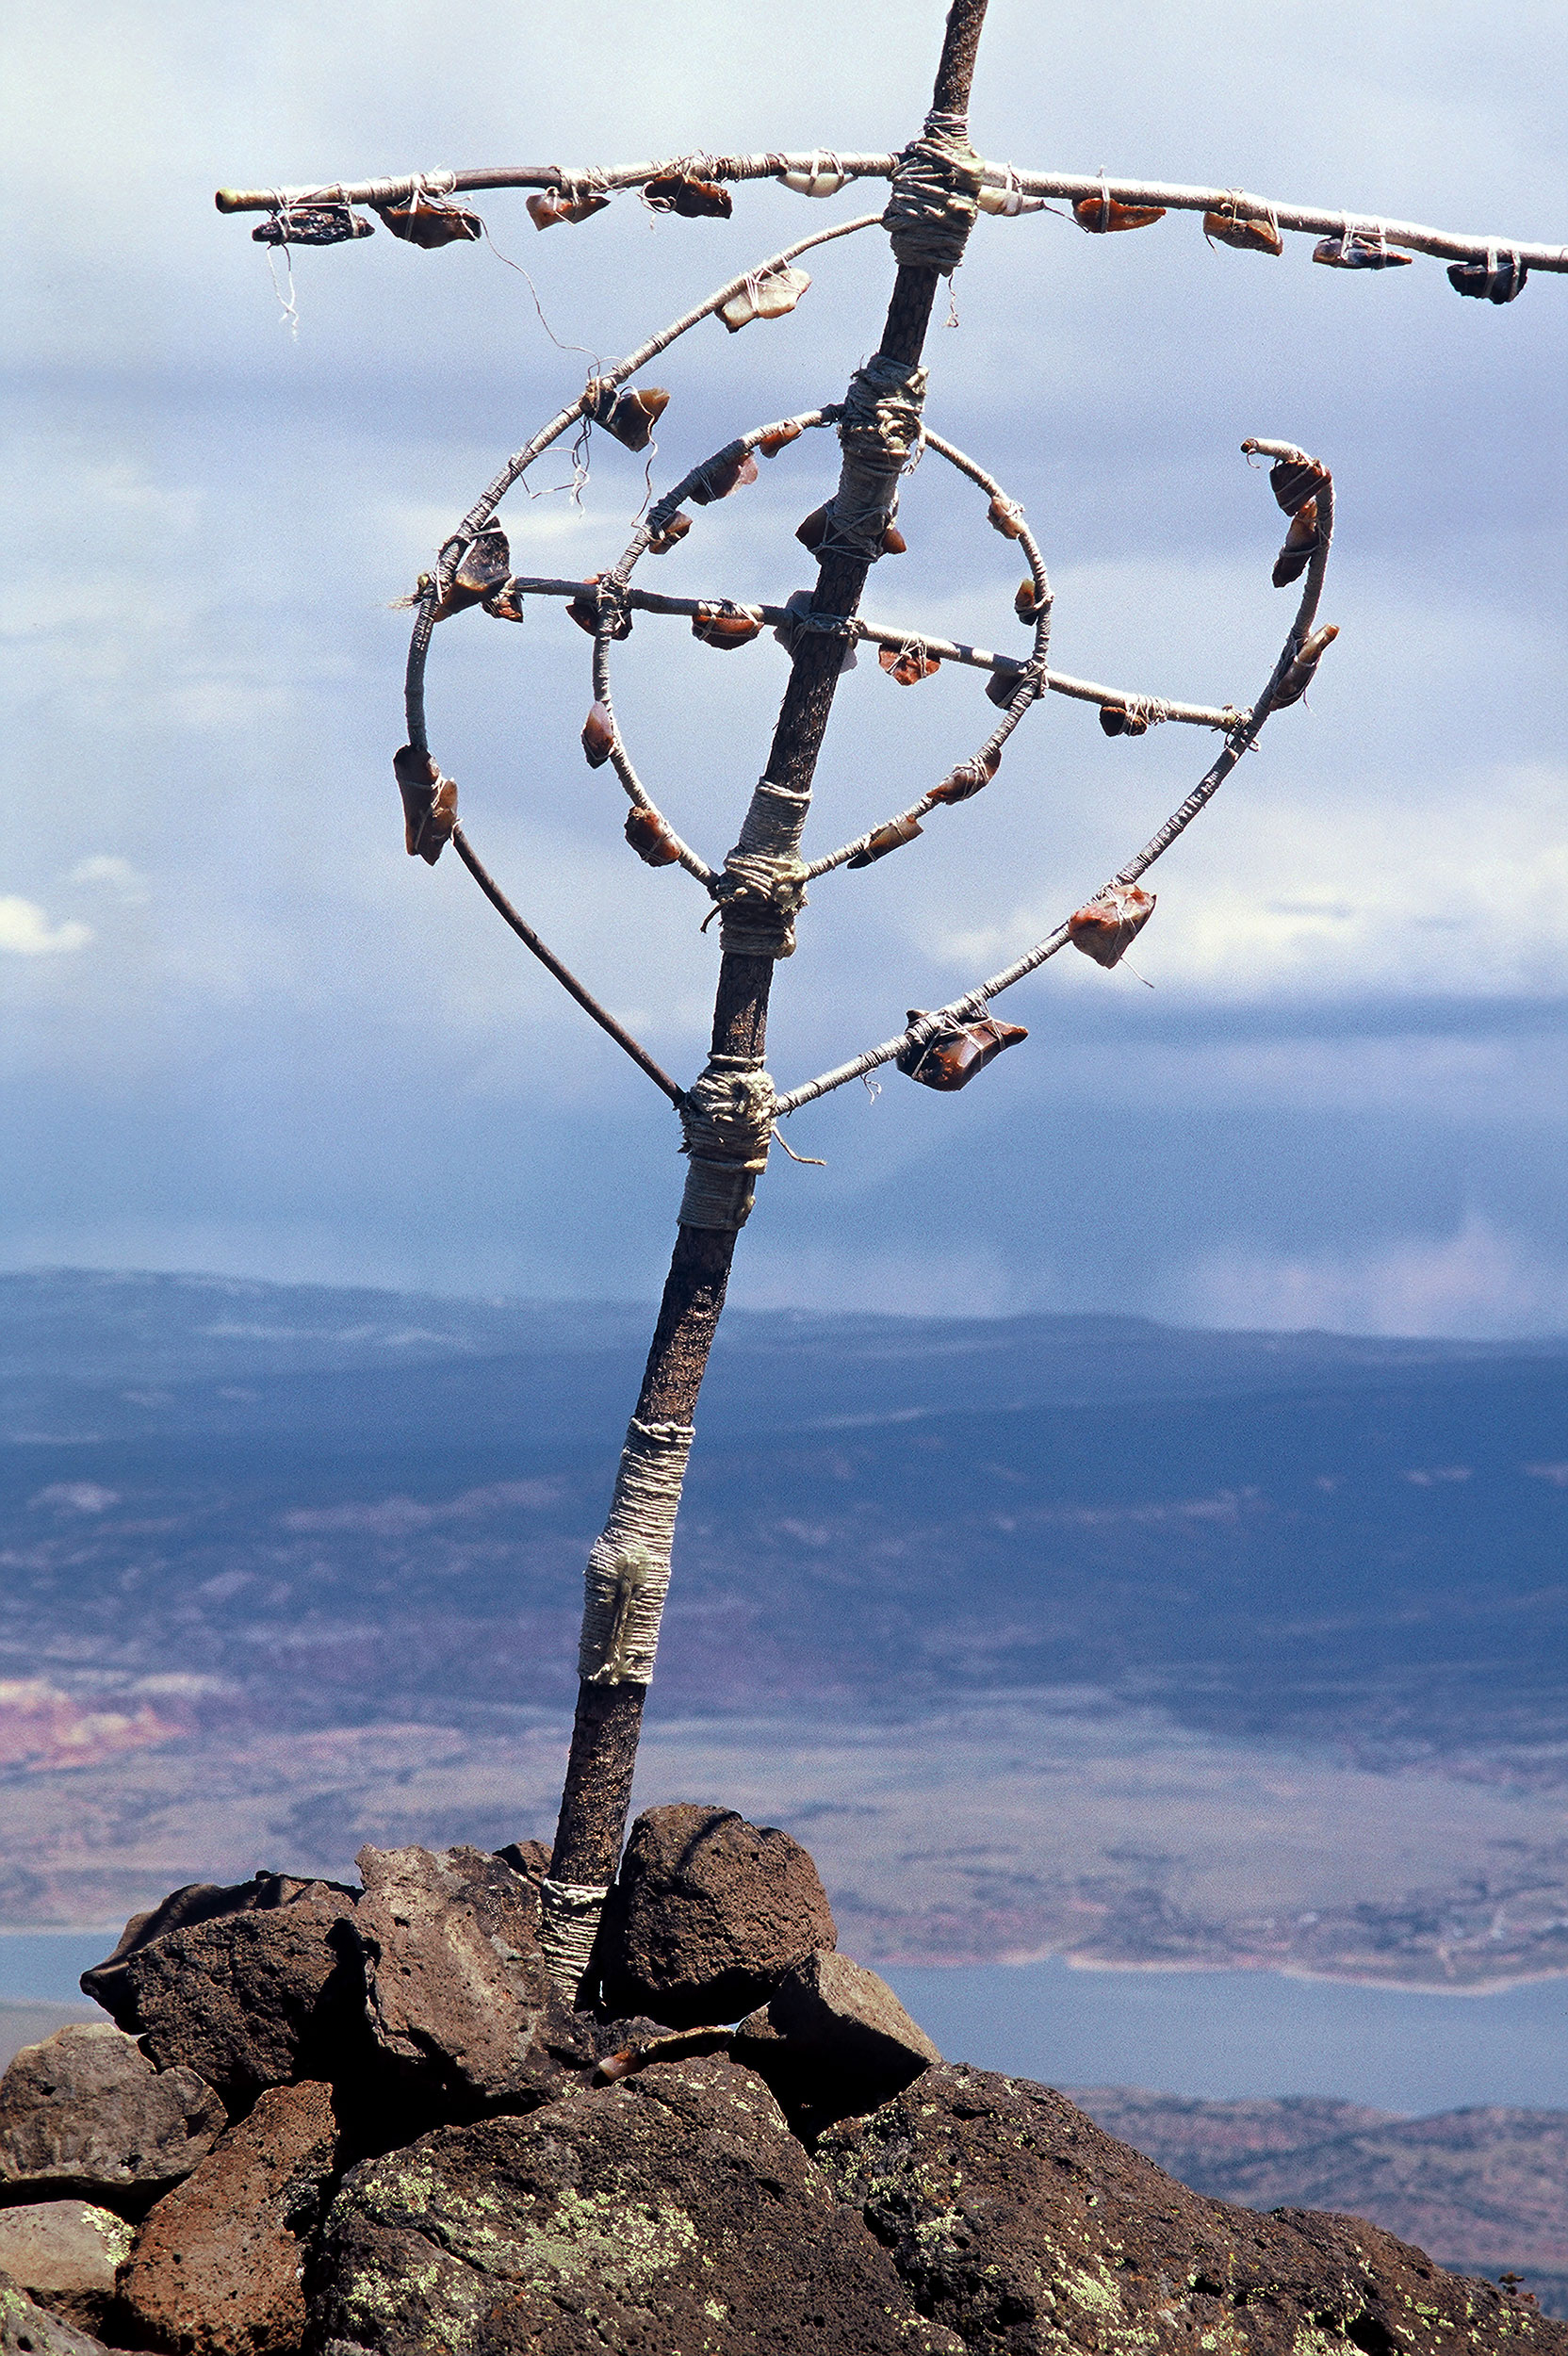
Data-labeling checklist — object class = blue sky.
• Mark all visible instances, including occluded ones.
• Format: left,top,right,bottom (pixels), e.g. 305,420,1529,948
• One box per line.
4,0,1565,1334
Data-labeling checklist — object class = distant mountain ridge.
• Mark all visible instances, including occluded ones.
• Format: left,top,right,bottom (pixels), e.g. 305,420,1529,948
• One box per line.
1070,2088,1568,2315
5,1268,1561,1449
4,1270,1567,1981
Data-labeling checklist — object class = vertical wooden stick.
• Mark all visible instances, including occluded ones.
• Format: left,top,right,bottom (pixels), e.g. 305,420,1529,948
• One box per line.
545,0,992,1986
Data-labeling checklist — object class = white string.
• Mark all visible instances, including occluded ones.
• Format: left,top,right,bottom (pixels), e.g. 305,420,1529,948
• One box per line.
264,191,300,337
479,220,603,366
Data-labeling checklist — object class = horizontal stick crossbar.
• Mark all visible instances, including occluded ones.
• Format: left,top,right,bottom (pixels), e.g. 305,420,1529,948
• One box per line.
215,156,1567,272
498,576,1243,730
215,153,900,212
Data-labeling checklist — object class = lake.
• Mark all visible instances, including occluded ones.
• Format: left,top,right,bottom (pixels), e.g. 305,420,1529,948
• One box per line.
886,1958,1568,2113
6,1931,1566,2114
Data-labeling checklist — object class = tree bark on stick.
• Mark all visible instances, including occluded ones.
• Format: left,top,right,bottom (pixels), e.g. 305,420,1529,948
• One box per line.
545,0,992,1989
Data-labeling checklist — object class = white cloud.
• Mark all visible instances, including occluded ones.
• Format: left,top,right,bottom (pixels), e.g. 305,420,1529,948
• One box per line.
28,1482,120,1513
0,898,92,957
69,856,151,904
1164,1214,1568,1339
1,0,1564,1299
925,759,1568,1007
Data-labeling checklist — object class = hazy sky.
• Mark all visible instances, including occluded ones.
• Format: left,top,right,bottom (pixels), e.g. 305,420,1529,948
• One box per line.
5,0,1565,1334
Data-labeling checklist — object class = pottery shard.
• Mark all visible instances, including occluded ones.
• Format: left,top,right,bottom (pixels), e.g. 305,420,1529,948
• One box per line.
599,1804,837,2029
351,1844,586,2109
122,2080,338,2356
0,2023,224,2210
819,2065,1568,2356
0,2203,131,2337
310,2051,964,2356
0,2273,115,2356
734,1948,939,2119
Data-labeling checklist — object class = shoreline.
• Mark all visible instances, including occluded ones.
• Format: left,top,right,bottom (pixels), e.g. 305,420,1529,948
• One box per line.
885,1951,1568,1999
8,1924,1568,2005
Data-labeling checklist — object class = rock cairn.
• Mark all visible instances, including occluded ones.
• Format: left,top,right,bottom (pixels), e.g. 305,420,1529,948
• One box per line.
0,1804,1560,2354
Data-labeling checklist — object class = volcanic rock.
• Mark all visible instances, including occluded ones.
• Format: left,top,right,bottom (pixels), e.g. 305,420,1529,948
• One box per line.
493,1840,551,1890
122,2080,338,2356
0,2023,224,2212
310,2050,964,2354
0,2273,115,2356
0,2203,131,2337
81,1875,364,2114
351,1844,587,2110
818,2064,1568,2354
81,1873,353,2017
598,1804,837,2028
733,1948,940,2122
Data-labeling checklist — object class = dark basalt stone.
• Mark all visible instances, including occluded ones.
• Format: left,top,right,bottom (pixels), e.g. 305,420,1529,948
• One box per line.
0,2023,224,2212
598,1803,837,2029
307,2052,964,2355
81,1875,366,2115
733,1947,940,2128
817,2065,1568,2355
0,2271,116,2356
350,1844,587,2112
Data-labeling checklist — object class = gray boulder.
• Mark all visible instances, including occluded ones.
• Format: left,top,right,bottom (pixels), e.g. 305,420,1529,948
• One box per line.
734,1947,939,2121
598,1804,837,2029
0,2273,115,2356
122,2079,339,2356
0,2022,224,2211
0,2203,131,2337
80,1875,364,2113
351,1845,587,2110
310,2050,963,2354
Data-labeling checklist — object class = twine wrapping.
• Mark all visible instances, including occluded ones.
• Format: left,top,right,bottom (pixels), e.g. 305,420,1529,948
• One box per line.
677,1055,776,1230
735,777,813,858
815,357,929,563
898,1001,985,1067
679,1057,776,1162
773,595,859,669
710,850,809,957
838,356,927,468
678,1157,760,1229
577,1416,697,1682
883,117,983,272
538,1875,610,1999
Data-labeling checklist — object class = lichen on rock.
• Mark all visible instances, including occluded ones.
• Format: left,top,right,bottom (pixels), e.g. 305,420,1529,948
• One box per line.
817,2065,1567,2355
308,2052,963,2354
